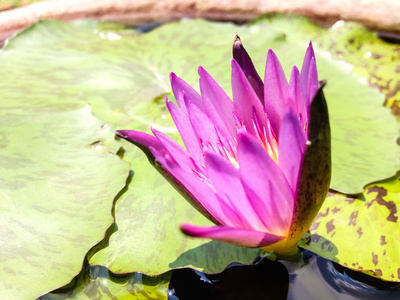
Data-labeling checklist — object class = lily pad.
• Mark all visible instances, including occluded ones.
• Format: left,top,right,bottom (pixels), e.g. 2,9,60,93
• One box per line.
301,173,400,282
0,106,129,299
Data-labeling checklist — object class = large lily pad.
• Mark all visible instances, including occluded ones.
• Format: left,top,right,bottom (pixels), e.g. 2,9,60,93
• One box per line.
0,106,129,299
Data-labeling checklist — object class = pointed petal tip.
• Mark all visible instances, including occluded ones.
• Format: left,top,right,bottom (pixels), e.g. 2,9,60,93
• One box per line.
115,130,128,138
150,126,160,136
231,58,239,69
233,34,242,50
267,48,276,57
291,65,300,75
169,72,176,81
198,65,205,75
307,41,316,58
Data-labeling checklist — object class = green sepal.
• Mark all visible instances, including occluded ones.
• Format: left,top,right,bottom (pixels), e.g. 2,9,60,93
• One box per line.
288,81,331,249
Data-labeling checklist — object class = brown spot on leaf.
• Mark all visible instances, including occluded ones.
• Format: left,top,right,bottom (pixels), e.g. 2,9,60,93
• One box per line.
321,240,334,252
332,207,340,214
372,252,378,266
326,219,335,235
348,211,358,226
310,221,320,231
386,80,400,98
371,53,382,59
357,227,363,238
367,186,398,223
383,249,386,256
315,208,330,221
391,100,400,117
398,268,400,280
345,197,356,204
380,235,388,246
310,234,321,244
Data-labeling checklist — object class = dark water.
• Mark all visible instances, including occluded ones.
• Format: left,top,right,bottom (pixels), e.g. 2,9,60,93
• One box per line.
168,250,400,300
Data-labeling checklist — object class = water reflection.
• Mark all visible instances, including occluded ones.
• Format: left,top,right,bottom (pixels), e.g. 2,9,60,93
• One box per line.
169,250,400,300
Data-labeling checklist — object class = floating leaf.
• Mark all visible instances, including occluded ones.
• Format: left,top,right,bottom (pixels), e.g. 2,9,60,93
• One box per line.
0,107,129,299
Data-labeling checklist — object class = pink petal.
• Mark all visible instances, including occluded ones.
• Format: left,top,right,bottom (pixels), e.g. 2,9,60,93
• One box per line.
307,57,318,106
180,224,283,248
151,146,239,227
233,36,264,104
151,128,195,173
264,49,289,136
231,59,266,136
116,130,163,151
170,72,203,113
185,95,219,146
198,66,236,138
278,109,306,192
286,66,307,129
300,42,318,107
166,99,204,164
300,42,315,85
237,132,294,235
204,149,267,231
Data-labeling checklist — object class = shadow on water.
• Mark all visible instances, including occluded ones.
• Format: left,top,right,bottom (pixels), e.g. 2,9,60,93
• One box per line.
168,250,400,300
168,257,289,300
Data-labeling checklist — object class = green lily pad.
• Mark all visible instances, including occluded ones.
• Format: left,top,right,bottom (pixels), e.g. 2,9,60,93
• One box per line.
301,173,400,282
0,106,129,299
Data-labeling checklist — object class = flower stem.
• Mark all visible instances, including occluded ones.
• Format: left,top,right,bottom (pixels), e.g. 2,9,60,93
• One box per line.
275,246,302,262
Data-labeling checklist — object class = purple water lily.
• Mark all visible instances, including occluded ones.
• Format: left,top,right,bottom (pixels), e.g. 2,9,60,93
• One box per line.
117,37,330,257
